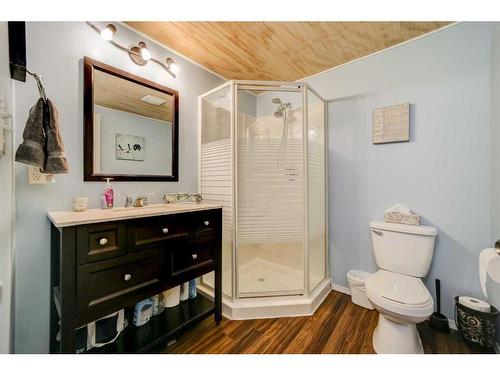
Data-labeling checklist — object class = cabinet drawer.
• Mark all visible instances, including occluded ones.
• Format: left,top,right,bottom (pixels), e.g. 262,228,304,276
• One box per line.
76,222,126,264
171,237,215,278
128,216,189,250
76,248,165,325
192,211,218,239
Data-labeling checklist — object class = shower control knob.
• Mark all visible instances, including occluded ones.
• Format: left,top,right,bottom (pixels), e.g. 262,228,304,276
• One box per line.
123,274,132,281
203,221,209,226
192,254,198,260
99,238,108,246
162,227,169,234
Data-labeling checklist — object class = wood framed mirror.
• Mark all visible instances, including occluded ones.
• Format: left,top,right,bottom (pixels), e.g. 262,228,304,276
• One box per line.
83,56,179,181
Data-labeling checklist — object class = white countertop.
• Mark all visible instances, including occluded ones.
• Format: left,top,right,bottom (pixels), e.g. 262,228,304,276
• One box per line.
48,203,222,228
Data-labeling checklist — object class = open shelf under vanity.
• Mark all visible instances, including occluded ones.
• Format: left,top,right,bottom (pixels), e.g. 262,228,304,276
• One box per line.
87,294,214,354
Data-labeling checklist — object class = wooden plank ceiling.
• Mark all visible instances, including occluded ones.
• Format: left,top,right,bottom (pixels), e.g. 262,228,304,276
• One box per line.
94,68,173,122
125,22,451,81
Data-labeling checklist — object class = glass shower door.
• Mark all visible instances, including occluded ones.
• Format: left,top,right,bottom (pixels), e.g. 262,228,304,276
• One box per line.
235,85,305,298
199,83,233,298
307,88,327,292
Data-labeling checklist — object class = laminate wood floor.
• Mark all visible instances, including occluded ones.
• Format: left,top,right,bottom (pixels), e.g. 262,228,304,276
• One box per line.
162,290,482,354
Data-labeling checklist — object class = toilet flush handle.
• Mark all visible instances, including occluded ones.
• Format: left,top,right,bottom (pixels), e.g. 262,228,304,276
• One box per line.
372,229,383,236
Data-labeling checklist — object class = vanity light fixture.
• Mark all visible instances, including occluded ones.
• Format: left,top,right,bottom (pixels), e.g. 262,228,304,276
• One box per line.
86,22,180,78
100,24,116,41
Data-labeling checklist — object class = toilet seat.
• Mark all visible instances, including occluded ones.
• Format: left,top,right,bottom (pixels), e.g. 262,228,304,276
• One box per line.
366,270,434,318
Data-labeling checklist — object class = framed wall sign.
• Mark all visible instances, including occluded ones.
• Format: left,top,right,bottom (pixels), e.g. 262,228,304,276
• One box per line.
115,133,145,161
373,103,410,144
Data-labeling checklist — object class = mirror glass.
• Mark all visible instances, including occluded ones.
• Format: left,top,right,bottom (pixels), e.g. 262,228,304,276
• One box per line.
84,57,178,181
93,69,173,175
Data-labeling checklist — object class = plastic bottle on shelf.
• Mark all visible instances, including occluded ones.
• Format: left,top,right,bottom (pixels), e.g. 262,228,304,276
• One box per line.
188,279,197,299
133,298,153,327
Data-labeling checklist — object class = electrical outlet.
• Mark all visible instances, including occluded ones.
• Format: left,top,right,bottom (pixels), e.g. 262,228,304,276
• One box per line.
28,166,54,184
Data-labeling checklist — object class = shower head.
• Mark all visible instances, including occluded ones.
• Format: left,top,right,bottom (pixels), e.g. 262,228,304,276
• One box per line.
272,98,282,104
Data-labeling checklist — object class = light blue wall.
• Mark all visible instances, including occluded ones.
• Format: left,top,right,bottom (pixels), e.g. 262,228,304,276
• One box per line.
96,105,172,176
305,22,493,322
13,22,224,353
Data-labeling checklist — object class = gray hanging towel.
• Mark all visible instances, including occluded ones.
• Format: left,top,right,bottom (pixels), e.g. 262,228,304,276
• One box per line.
15,98,46,169
43,99,69,174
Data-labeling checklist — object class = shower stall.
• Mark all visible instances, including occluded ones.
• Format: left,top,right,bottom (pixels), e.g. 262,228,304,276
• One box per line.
198,81,329,319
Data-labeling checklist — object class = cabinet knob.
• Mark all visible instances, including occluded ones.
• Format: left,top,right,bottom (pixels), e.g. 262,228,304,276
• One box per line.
124,274,132,281
99,238,108,246
203,220,210,226
192,254,198,260
162,227,169,234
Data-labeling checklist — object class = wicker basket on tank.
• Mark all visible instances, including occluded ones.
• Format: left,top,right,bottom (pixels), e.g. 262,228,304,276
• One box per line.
384,212,421,226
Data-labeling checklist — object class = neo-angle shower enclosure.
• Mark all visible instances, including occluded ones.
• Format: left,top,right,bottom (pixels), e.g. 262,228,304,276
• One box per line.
198,81,329,319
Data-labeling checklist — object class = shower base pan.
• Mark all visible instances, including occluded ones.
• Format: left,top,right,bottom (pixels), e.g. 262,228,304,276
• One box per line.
198,277,331,320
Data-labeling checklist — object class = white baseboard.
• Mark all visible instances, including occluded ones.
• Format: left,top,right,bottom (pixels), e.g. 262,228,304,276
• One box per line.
448,319,457,331
331,282,351,295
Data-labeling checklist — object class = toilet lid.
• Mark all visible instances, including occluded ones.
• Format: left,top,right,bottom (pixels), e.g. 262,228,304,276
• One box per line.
366,270,431,306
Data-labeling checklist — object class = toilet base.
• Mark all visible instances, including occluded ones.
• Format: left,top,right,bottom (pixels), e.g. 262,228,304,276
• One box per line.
373,314,424,354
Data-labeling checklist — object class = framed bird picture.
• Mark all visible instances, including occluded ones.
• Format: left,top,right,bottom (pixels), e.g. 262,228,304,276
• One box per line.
115,133,145,161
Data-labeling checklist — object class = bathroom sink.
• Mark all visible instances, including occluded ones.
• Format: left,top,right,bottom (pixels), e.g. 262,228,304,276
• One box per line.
109,202,200,212
110,203,166,211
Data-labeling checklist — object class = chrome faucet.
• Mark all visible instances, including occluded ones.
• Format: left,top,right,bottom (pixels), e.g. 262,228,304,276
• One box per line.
163,192,203,204
119,192,154,207
133,195,148,207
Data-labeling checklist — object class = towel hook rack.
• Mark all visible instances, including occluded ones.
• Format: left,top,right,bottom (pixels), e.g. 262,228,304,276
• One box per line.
10,62,47,102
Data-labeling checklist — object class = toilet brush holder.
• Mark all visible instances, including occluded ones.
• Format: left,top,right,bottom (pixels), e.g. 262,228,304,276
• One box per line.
430,279,450,333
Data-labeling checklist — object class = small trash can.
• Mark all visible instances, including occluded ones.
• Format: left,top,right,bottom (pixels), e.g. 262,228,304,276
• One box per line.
347,270,374,310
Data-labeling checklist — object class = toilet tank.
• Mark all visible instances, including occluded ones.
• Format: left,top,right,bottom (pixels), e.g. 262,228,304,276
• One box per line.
370,221,438,277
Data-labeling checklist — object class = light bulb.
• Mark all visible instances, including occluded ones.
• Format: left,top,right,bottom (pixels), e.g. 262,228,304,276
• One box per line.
169,62,180,74
138,42,151,61
100,24,116,41
166,58,180,74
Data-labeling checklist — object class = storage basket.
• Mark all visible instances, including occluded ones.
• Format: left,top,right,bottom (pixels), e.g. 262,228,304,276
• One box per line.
384,212,421,226
454,296,498,351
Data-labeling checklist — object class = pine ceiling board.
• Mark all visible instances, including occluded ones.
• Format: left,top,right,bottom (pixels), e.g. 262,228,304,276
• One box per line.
94,69,173,122
125,22,451,81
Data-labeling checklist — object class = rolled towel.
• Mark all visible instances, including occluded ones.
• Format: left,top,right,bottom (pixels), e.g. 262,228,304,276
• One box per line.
43,99,69,174
15,98,46,169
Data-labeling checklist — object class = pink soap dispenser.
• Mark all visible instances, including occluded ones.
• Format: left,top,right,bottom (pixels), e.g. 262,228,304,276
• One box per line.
102,178,114,208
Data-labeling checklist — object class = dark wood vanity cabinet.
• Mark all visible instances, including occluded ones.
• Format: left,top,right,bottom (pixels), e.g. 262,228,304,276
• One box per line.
49,207,222,354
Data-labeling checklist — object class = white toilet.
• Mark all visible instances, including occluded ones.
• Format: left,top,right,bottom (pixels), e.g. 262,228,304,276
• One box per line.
365,221,438,354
